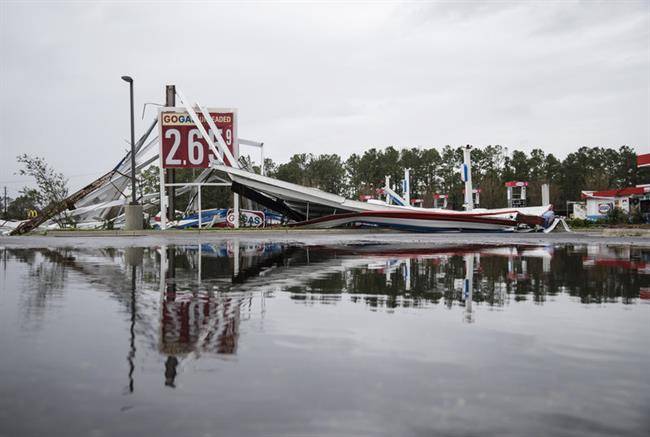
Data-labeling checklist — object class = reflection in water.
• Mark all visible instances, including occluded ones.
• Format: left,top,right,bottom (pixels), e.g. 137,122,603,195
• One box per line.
2,242,649,392
161,279,242,354
4,242,649,315
463,254,474,324
127,265,136,394
164,356,178,388
1,241,649,437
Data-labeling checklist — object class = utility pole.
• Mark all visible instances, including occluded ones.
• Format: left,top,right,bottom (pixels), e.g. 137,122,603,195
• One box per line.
165,85,176,222
3,186,6,218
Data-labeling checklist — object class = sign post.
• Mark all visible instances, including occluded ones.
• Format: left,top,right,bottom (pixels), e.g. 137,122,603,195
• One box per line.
165,85,176,223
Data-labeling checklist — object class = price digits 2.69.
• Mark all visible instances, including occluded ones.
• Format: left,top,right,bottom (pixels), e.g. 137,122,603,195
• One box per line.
164,127,232,167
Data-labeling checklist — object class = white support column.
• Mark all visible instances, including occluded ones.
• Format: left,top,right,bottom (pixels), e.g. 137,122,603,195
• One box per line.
385,176,391,204
233,193,240,228
159,165,167,230
198,185,202,230
260,143,265,176
463,149,473,210
233,109,240,228
404,168,410,206
541,183,550,205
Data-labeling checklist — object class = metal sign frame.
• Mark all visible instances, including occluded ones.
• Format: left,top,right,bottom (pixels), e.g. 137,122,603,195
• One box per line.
157,106,239,230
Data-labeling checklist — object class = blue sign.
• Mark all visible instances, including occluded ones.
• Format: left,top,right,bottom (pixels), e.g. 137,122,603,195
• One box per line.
460,164,469,182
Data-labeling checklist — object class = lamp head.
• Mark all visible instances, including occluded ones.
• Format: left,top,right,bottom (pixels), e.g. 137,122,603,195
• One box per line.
121,76,133,83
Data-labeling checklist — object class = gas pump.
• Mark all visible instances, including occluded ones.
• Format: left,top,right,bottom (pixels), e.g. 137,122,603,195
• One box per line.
433,194,448,209
505,181,528,208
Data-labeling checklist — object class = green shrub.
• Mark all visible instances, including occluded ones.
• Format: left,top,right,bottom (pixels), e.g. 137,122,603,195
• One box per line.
606,207,628,225
628,207,645,224
566,218,594,228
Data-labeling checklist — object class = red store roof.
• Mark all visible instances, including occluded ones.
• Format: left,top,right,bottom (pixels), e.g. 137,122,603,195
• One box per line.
582,186,649,199
638,153,650,168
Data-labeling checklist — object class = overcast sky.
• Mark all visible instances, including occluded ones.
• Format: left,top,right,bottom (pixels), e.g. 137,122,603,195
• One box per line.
1,0,648,196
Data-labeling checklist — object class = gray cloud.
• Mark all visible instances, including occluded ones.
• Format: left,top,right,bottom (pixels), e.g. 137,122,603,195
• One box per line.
0,1,648,195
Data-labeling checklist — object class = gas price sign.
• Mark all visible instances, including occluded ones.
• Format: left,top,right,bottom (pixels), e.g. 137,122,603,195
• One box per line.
160,108,238,168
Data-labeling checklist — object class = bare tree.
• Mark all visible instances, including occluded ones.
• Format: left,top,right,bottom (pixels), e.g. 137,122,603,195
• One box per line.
16,154,75,227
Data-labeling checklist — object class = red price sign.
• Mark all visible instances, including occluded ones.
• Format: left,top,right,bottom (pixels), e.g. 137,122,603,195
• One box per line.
160,108,238,168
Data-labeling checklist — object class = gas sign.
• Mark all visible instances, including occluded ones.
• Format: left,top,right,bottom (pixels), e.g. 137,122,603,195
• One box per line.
226,209,265,228
160,108,238,168
598,203,612,214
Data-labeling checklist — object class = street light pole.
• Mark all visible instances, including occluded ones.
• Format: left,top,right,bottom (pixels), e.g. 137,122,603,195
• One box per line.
121,76,143,230
121,76,137,205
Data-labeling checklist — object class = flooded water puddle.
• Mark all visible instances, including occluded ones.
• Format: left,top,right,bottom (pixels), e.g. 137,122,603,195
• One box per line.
1,242,648,436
